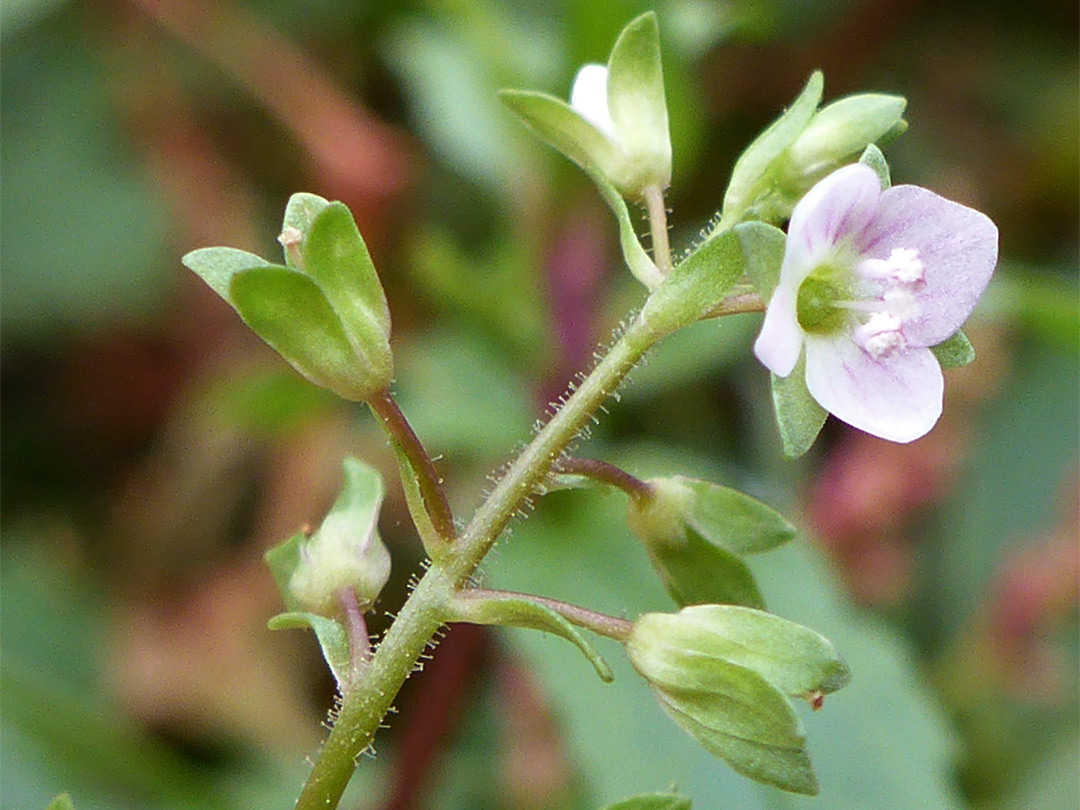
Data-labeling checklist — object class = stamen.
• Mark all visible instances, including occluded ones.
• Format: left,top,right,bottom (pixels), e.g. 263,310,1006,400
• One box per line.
857,247,925,284
855,312,906,359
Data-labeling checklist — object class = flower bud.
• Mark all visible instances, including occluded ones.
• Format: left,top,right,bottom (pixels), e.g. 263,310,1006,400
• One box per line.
624,604,850,795
500,12,671,201
288,458,391,615
720,72,906,227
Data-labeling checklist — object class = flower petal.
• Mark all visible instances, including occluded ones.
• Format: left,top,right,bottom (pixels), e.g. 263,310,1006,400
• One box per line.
569,64,617,141
783,163,881,279
804,334,943,442
754,283,803,377
856,185,998,346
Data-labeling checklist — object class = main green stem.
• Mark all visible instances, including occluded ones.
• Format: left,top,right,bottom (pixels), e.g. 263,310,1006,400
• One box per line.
293,308,668,810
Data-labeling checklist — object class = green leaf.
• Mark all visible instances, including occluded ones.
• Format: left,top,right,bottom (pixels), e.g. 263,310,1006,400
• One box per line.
448,591,613,683
930,329,975,368
770,353,828,458
721,71,823,222
636,606,851,698
45,793,75,810
606,11,670,183
734,221,786,301
588,168,662,288
498,88,626,190
229,265,385,401
642,229,744,336
267,612,352,688
677,476,797,556
859,143,892,190
599,793,692,810
303,202,392,346
181,247,271,301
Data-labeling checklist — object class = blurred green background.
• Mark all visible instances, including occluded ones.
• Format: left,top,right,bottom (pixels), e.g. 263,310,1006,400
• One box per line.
2,1,1077,809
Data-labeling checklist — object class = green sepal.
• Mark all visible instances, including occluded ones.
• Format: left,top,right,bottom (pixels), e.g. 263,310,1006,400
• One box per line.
598,793,692,810
674,477,797,556
280,192,331,265
303,202,392,345
931,328,975,368
181,246,271,301
498,88,627,191
448,591,613,683
648,531,765,609
859,143,892,190
786,93,906,185
641,228,744,337
628,476,797,609
588,168,662,288
721,71,823,224
606,11,671,187
267,611,352,689
735,220,786,301
657,688,817,795
627,641,817,794
771,352,828,458
230,265,386,402
634,606,851,699
264,531,306,611
45,794,76,810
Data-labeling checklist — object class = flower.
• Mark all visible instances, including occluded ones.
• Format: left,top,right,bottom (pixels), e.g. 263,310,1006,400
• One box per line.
754,163,998,442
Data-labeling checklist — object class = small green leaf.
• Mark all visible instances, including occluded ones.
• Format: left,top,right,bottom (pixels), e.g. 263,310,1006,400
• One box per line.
771,353,828,458
264,531,306,612
230,265,385,401
607,11,670,184
303,202,392,345
499,88,626,190
637,606,851,698
734,220,786,301
677,477,797,556
931,329,975,368
588,168,662,288
448,591,613,683
45,793,76,810
268,611,352,689
181,246,271,301
722,71,823,222
859,143,892,190
642,229,744,336
598,793,692,810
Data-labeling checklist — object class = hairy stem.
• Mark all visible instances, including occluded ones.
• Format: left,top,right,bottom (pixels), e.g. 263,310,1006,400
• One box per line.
550,456,653,499
294,309,665,810
294,282,753,809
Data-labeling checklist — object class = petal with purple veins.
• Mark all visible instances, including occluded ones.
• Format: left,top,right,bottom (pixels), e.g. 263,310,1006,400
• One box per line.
803,334,943,442
784,163,881,274
856,185,998,347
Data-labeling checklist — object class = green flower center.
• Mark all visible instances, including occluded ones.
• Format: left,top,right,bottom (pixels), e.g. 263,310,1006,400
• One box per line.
796,267,848,334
